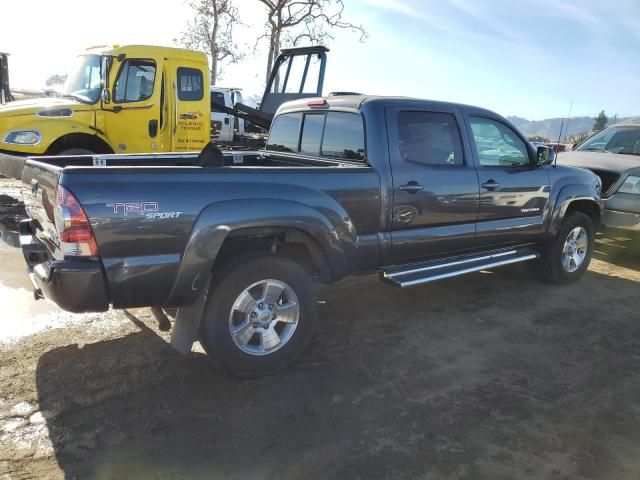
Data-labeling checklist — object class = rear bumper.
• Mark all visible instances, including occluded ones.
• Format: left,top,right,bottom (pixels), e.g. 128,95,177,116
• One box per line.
19,219,110,313
602,209,640,232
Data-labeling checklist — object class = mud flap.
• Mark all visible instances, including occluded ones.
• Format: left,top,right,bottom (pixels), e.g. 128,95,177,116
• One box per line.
170,290,208,355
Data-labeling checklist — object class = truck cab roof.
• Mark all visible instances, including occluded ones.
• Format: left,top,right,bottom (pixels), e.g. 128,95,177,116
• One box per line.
277,95,503,119
86,44,208,63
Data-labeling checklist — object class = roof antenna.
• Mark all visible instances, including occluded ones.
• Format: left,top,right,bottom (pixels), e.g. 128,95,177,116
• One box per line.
554,98,573,166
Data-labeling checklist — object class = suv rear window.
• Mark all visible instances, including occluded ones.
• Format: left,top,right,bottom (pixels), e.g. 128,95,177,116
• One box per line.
267,111,365,161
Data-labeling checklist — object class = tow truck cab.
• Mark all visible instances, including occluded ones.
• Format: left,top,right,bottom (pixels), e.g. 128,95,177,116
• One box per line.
211,87,245,142
0,45,211,156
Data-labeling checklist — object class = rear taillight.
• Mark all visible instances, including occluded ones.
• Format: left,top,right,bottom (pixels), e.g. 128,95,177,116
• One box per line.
54,186,98,256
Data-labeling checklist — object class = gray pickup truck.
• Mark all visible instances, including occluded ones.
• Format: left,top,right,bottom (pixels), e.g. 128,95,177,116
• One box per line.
19,95,602,377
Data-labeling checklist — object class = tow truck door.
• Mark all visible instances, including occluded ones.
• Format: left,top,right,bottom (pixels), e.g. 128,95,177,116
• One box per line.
102,56,164,154
169,61,210,152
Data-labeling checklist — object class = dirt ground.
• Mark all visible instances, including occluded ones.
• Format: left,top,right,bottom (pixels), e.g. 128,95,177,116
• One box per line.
1,176,640,479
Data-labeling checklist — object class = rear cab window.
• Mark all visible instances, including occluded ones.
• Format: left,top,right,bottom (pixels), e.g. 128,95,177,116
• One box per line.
266,113,302,152
322,112,365,161
267,110,365,161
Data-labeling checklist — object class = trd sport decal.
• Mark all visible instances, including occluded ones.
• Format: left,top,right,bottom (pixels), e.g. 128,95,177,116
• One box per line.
106,201,183,219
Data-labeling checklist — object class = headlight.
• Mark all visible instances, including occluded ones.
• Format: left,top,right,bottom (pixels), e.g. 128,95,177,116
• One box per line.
618,175,640,195
3,130,41,145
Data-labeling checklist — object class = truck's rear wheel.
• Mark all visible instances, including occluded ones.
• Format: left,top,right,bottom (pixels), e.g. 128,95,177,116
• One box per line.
199,255,317,378
530,212,595,285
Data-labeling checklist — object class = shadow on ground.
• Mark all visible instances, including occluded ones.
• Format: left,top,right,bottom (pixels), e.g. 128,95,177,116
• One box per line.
594,230,640,271
34,250,640,479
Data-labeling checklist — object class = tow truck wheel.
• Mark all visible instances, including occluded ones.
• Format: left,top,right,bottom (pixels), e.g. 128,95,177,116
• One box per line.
529,212,595,285
58,148,95,155
199,255,317,378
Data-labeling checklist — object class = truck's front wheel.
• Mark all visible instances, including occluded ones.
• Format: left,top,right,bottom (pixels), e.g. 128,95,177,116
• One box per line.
200,255,317,378
530,212,595,285
58,148,95,156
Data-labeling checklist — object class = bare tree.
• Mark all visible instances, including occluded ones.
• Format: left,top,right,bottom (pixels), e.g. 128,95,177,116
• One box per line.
257,0,367,86
176,0,243,85
45,74,67,87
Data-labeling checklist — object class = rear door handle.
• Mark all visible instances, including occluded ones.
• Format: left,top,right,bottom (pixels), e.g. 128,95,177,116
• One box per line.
481,180,500,190
399,181,424,193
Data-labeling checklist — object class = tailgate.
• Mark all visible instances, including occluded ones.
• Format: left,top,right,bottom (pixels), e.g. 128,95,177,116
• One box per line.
21,159,63,257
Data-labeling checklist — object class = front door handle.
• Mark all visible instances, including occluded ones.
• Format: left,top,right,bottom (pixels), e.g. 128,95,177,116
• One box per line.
399,181,424,194
148,119,158,138
481,180,500,190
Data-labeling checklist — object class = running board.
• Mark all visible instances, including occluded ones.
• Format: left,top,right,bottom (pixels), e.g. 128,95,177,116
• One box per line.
381,248,539,288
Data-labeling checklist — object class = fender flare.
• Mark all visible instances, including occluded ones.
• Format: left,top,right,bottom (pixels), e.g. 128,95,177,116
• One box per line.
547,183,602,236
166,198,357,306
45,131,114,155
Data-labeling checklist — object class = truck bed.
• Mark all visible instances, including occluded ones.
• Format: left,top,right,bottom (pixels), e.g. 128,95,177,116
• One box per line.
21,149,380,310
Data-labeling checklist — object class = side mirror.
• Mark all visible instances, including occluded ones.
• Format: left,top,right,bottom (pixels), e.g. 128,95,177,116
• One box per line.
101,89,111,104
537,146,555,166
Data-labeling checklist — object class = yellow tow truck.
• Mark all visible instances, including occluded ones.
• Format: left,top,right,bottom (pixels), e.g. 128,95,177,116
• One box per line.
0,45,211,156
0,44,328,157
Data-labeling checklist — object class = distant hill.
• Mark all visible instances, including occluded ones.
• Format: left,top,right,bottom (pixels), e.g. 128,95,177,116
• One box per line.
507,116,640,141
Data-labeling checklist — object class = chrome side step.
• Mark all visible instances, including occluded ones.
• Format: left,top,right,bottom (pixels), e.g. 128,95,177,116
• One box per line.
381,248,539,288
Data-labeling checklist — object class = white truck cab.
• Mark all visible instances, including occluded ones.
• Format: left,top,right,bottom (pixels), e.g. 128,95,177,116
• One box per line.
211,87,245,142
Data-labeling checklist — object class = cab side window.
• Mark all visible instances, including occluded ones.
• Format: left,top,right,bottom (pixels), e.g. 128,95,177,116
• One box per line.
177,67,203,101
211,92,226,110
397,111,464,166
469,117,530,167
114,60,156,103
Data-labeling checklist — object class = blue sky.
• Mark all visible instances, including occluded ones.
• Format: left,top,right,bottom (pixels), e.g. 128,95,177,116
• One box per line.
330,0,640,119
2,0,638,120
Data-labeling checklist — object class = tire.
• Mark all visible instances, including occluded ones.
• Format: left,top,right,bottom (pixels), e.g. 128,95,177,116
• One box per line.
530,212,595,285
199,254,317,378
58,148,95,155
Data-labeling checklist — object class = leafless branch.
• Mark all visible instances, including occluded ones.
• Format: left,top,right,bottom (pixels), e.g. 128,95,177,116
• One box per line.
256,0,368,85
175,0,244,84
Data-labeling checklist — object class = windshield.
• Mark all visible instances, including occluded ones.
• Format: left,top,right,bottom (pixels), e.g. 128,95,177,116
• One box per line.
578,126,640,155
62,54,101,104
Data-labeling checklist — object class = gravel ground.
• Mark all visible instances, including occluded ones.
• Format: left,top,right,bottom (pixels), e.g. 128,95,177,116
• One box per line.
1,176,639,479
